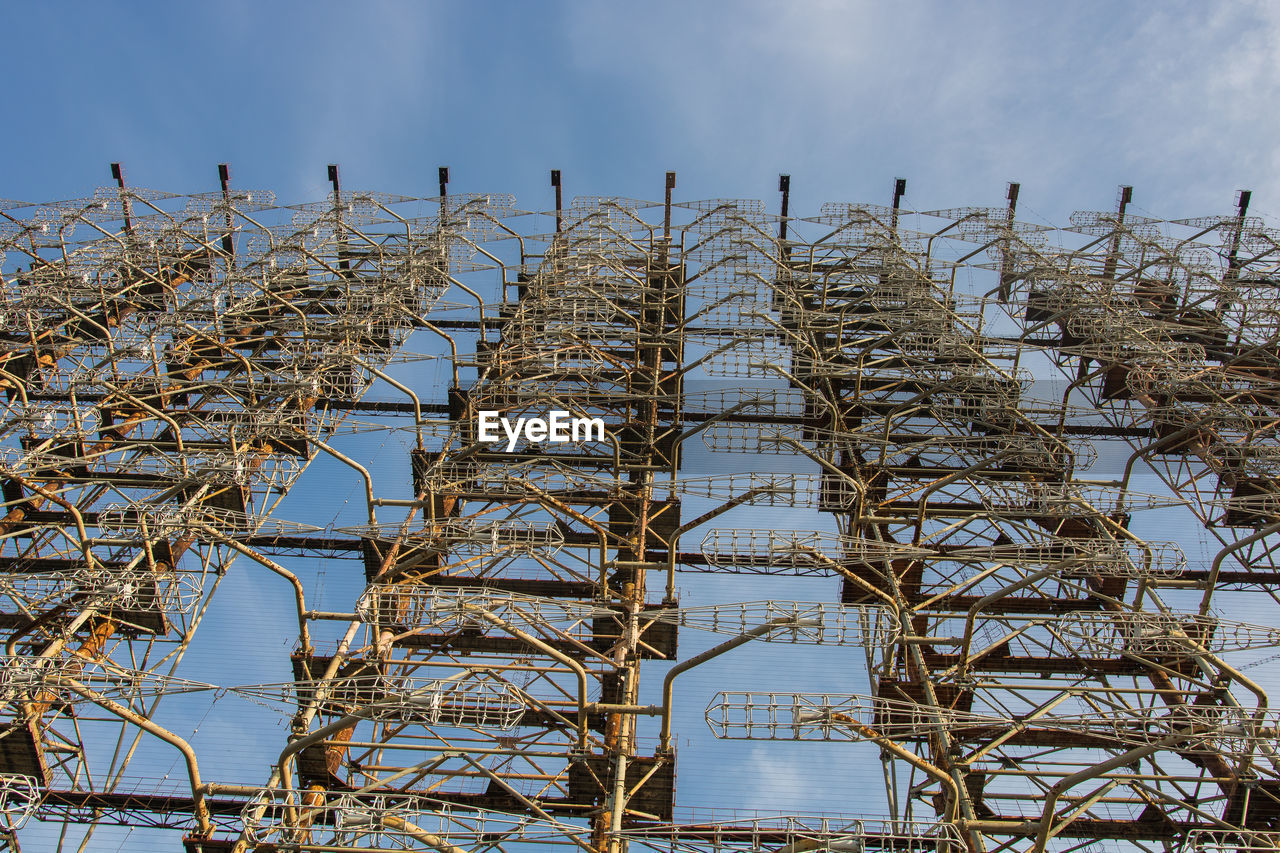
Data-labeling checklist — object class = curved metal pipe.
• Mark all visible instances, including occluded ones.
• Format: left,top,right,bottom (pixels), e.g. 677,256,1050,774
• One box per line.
58,676,213,836
1200,520,1280,615
659,617,807,753
195,526,312,654
303,434,377,524
355,357,424,450
1031,735,1185,853
462,605,591,749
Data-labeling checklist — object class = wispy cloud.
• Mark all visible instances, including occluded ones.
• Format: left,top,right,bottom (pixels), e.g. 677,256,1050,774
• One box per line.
559,0,1280,219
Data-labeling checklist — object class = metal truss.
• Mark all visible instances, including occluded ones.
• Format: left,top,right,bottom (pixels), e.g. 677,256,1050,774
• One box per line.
0,168,1278,853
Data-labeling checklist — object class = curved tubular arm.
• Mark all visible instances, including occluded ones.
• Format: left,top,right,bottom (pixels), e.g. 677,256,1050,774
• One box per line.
354,357,424,449
776,435,866,502
675,287,761,330
79,353,200,485
194,526,312,655
277,704,389,796
1111,221,1222,287
276,669,481,794
745,359,841,423
863,525,985,848
1031,735,1186,853
7,604,99,659
7,475,96,570
232,621,361,853
511,480,615,593
924,210,992,268
0,367,30,406
737,315,826,386
168,315,260,384
913,449,1017,545
54,300,119,361
661,400,777,600
954,558,1087,682
225,208,276,255
1052,358,1108,437
659,617,809,753
57,676,213,836
302,434,377,524
379,814,471,853
105,384,189,461
461,604,591,749
664,487,780,603
976,227,1056,302
1159,622,1270,716
1184,646,1274,780
1115,383,1241,499
800,710,961,825
442,274,488,341
807,550,899,614
466,240,512,295
480,215,527,269
1201,520,1280,616
416,319,460,387
670,337,759,378
667,400,763,483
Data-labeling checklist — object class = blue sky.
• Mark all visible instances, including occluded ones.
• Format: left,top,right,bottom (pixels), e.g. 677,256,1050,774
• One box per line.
5,1,1278,222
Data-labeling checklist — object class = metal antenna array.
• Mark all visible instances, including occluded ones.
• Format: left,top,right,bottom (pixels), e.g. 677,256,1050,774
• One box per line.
0,169,1277,853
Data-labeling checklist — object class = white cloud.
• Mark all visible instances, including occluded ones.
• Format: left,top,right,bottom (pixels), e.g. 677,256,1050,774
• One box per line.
560,1,1280,220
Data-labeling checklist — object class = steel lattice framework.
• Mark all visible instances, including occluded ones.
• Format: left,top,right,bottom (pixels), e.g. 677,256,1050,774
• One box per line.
0,167,1278,853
